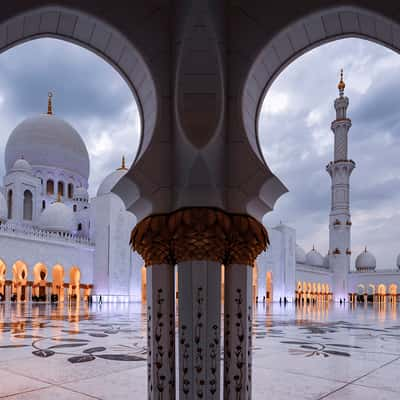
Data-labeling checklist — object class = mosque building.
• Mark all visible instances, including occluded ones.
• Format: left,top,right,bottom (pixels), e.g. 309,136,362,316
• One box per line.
0,77,399,305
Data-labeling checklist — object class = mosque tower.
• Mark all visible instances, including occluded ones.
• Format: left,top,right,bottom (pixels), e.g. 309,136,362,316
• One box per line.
326,70,356,301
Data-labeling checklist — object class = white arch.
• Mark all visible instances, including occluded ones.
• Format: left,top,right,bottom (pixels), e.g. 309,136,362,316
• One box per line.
243,5,400,167
0,5,157,164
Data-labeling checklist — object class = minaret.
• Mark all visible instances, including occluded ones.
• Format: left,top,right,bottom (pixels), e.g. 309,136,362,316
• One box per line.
326,70,355,301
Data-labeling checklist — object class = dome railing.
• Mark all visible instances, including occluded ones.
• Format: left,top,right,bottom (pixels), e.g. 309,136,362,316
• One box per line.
0,222,94,247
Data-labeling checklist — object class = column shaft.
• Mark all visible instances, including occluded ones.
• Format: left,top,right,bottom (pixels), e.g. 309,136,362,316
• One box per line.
224,264,253,400
178,261,221,400
147,264,175,399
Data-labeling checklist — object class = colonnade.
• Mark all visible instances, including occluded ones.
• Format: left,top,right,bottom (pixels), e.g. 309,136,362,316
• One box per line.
350,283,399,303
0,260,91,302
295,281,332,303
131,208,268,399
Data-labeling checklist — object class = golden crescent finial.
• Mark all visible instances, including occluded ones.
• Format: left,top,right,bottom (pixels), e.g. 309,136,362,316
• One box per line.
338,69,345,93
47,91,53,115
117,155,128,171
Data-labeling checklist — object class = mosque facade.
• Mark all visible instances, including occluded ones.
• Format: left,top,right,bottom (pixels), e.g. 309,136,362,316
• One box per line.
0,80,399,305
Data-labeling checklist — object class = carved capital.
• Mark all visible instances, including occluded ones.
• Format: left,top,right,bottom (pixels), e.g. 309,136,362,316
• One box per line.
130,214,172,265
227,215,269,265
130,208,269,266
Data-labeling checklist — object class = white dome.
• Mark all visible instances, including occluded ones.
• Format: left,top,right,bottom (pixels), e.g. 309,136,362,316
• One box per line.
73,186,89,200
295,245,306,263
305,248,324,267
11,157,32,174
39,201,75,233
355,248,376,271
5,114,89,179
0,192,7,222
97,167,127,197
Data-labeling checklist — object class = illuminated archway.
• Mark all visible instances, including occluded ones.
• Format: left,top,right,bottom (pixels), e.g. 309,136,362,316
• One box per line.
141,265,146,302
0,259,6,300
52,264,64,302
69,266,81,301
32,262,48,300
266,271,273,301
12,260,28,301
252,262,258,302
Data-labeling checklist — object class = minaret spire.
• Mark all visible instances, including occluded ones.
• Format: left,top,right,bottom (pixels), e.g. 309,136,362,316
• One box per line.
47,92,53,115
326,70,355,301
338,68,345,97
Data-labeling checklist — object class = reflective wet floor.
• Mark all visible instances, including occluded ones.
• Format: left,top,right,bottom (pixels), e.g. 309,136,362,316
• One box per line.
0,302,399,399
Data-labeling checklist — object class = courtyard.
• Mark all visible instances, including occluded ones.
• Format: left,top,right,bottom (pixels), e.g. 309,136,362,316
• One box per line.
0,302,398,399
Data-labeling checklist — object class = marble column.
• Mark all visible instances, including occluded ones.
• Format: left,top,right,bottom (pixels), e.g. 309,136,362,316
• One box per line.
178,260,221,399
224,263,253,399
147,264,175,399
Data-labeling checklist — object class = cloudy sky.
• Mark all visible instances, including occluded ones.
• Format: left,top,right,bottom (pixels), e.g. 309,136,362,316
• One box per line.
0,37,398,270
260,38,400,270
0,38,140,197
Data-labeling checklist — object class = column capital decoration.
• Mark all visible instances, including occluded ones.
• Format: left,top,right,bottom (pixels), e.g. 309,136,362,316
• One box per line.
130,207,269,266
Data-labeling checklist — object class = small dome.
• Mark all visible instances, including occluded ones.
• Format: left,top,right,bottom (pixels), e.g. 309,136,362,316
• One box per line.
11,157,32,174
306,247,324,267
39,200,75,233
97,157,128,197
0,192,7,222
355,248,376,271
295,245,306,263
73,186,88,200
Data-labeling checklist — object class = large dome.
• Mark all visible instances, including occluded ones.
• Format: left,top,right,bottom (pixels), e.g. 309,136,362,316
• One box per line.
5,114,89,179
39,201,75,233
355,248,376,271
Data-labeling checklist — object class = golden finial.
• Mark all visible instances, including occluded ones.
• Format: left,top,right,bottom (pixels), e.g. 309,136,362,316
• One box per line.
47,92,53,115
338,69,345,94
117,155,128,171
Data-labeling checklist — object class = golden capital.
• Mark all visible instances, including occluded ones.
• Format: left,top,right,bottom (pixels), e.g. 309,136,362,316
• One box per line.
130,208,269,266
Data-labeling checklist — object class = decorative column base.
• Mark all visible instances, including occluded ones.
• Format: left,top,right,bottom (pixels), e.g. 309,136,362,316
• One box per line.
224,264,253,399
178,261,221,399
147,264,175,399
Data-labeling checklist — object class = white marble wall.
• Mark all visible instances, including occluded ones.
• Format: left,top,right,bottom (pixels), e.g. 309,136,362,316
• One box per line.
0,234,94,283
92,193,137,298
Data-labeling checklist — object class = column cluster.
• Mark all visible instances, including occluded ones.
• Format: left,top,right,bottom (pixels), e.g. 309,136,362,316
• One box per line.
131,207,269,399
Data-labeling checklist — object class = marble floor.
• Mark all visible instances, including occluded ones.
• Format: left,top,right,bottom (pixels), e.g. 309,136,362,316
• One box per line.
0,301,399,399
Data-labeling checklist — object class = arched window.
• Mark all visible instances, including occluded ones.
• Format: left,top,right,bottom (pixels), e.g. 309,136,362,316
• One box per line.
23,190,33,221
47,180,54,195
7,190,12,219
58,181,64,197
68,183,74,199
77,223,82,231
73,204,77,212
42,200,46,210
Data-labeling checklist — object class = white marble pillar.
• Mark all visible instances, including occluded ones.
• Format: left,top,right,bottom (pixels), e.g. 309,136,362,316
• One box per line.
146,264,175,399
224,264,253,400
178,261,221,399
